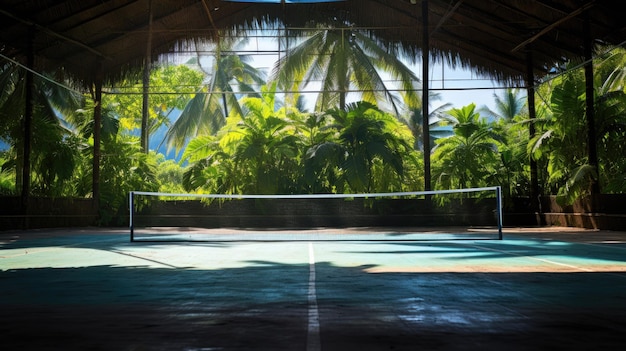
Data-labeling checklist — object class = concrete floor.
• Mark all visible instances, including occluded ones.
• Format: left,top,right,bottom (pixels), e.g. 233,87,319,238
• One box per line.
1,227,626,350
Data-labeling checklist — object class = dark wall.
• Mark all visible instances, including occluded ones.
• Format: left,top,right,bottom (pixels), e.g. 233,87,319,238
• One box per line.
538,194,626,230
1,194,625,231
0,197,98,230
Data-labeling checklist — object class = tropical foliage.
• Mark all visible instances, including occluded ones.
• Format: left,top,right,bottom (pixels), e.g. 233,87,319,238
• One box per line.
272,26,421,116
181,90,420,195
530,46,626,203
106,64,204,151
1,40,626,225
403,91,453,152
0,64,84,195
165,38,267,151
432,103,503,190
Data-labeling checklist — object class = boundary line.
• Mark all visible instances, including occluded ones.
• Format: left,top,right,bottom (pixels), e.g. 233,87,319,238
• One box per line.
466,243,594,272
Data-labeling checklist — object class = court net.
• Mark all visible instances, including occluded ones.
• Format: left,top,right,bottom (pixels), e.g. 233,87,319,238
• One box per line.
129,186,503,242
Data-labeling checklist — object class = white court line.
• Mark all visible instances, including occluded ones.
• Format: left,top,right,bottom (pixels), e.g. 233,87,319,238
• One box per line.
0,236,126,259
307,242,321,351
466,243,596,272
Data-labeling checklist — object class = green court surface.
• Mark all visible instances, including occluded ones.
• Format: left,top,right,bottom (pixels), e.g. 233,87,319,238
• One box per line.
1,227,626,350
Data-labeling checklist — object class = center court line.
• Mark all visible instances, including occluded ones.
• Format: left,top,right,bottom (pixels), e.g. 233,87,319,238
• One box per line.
307,242,321,351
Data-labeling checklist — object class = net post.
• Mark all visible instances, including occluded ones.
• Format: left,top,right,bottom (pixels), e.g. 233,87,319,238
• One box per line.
496,186,503,240
129,191,135,242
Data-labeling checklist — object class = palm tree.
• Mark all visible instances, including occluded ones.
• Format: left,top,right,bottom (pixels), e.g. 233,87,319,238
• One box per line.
312,101,414,193
227,89,301,194
479,88,527,121
432,104,503,190
592,47,626,194
530,70,593,203
403,91,453,152
181,134,233,193
165,38,267,151
182,85,302,194
272,26,420,116
0,64,84,196
295,112,340,193
67,101,120,198
530,47,626,203
477,88,530,198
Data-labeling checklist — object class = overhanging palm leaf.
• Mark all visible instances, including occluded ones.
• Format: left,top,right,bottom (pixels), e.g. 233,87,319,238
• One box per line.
479,88,527,121
404,95,453,151
556,164,597,205
272,26,420,116
165,39,266,150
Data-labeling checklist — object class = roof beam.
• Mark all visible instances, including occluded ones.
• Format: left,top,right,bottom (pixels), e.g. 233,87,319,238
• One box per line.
511,1,596,52
48,1,143,36
0,7,110,60
53,1,208,67
431,0,464,36
437,0,585,62
201,0,219,32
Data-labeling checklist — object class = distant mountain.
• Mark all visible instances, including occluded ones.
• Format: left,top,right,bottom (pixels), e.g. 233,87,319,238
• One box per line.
0,109,189,164
128,108,188,163
149,108,187,163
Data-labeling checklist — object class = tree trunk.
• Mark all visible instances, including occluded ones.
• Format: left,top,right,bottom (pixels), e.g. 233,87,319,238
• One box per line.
92,64,103,213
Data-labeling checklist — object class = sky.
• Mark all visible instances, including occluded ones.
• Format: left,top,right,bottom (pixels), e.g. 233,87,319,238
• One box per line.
418,63,513,112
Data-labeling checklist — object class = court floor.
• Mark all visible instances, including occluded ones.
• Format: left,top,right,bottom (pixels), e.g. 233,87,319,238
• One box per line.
1,226,626,350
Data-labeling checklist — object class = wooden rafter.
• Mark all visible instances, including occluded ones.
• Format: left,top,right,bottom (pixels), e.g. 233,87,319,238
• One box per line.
511,1,596,53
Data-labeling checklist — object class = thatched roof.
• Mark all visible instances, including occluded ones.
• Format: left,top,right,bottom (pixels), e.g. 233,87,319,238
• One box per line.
1,0,625,87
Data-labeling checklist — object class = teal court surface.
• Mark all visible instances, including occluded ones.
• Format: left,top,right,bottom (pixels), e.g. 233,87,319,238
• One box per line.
1,226,626,350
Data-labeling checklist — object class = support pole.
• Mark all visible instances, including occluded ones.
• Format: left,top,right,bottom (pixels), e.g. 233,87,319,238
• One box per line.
525,49,540,215
141,0,153,153
93,63,103,217
583,11,599,196
129,191,135,242
496,186,503,240
21,26,35,227
422,0,431,192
